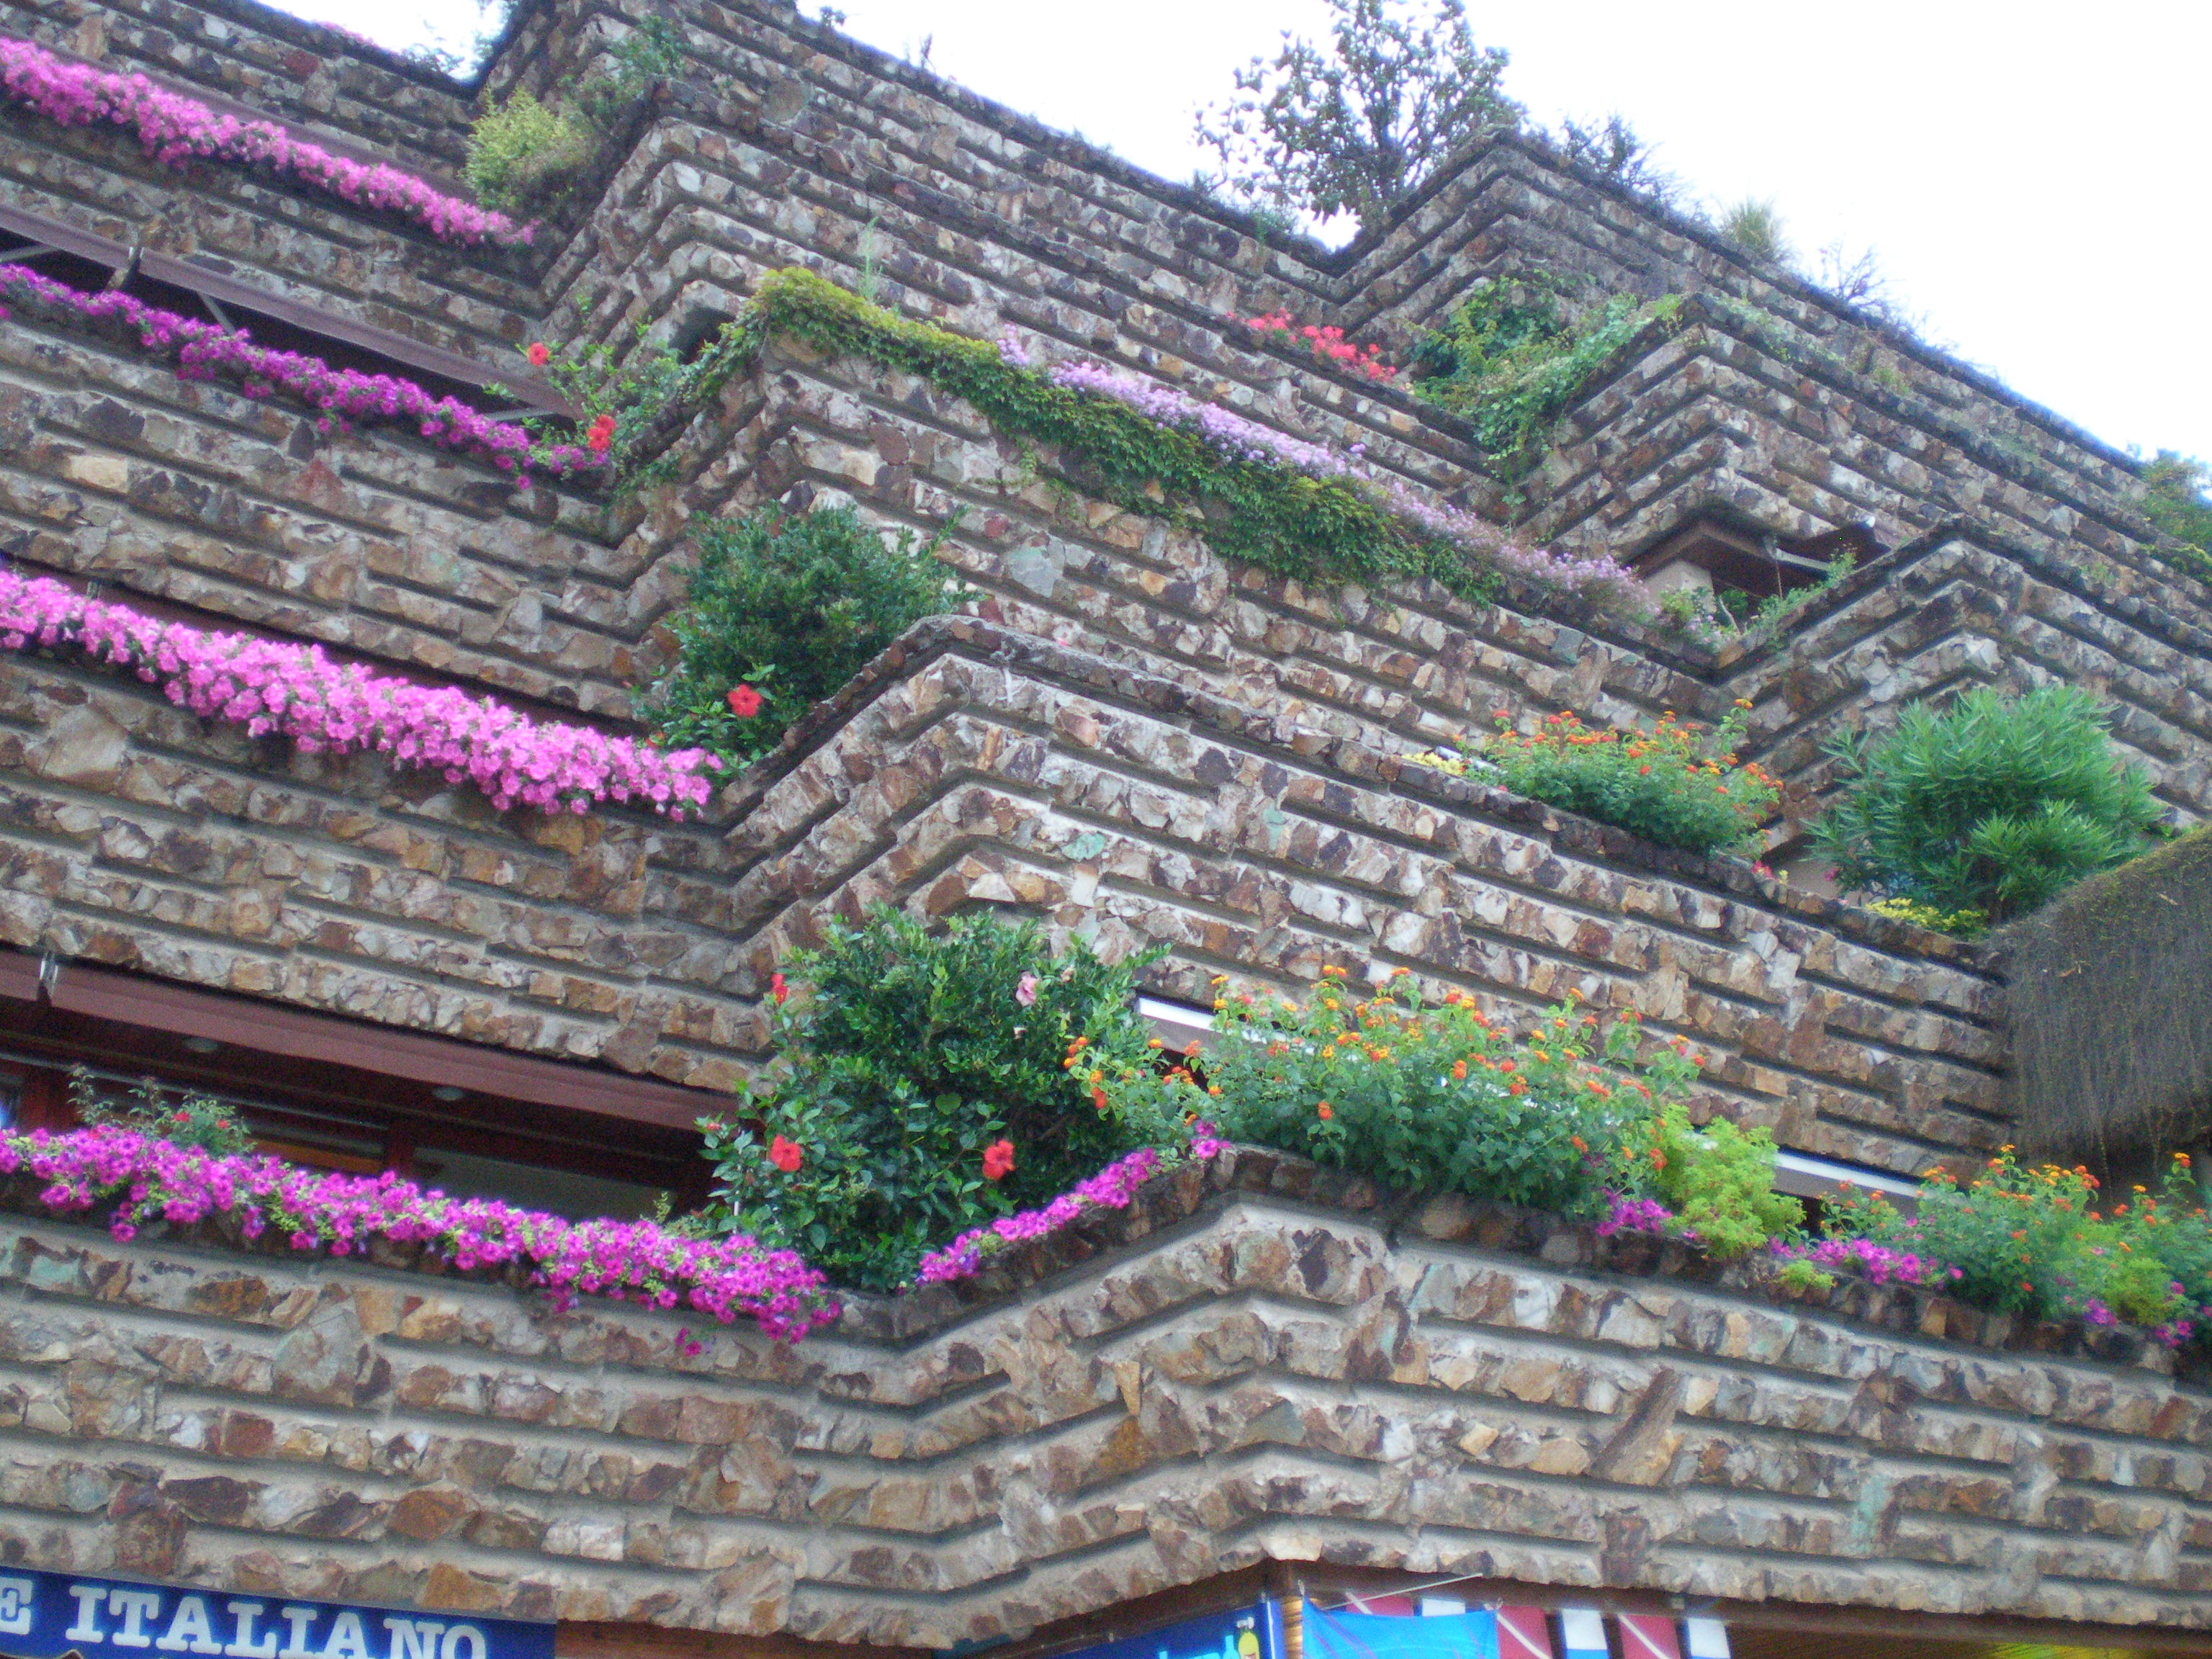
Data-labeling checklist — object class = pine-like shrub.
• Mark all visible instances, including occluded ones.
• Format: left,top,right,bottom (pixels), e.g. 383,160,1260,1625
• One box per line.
637,505,965,775
699,907,1160,1290
1811,685,2162,922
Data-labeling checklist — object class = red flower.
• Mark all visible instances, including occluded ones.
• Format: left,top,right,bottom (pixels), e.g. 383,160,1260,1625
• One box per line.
586,413,617,453
526,341,551,367
727,683,763,718
768,1135,803,1173
770,971,788,1004
982,1139,1015,1182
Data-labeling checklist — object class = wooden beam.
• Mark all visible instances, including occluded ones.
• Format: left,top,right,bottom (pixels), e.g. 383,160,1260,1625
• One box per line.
6,949,726,1131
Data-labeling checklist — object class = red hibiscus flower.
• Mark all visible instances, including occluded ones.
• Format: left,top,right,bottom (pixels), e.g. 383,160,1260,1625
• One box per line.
770,971,788,1004
526,341,552,367
586,413,617,453
768,1135,803,1173
981,1139,1015,1182
727,683,763,718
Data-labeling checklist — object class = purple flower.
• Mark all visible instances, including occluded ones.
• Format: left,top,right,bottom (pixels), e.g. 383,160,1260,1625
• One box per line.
0,570,719,820
13,1125,837,1340
0,35,532,246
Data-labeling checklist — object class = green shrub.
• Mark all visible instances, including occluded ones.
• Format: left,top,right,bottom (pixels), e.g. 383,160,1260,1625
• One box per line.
1614,1099,1802,1259
2141,451,2212,589
637,505,966,774
1406,276,1680,475
1105,970,1697,1218
1413,701,1779,856
1830,1148,2211,1337
465,91,593,215
698,907,1161,1290
1863,896,1989,938
1811,684,2162,922
68,1068,256,1156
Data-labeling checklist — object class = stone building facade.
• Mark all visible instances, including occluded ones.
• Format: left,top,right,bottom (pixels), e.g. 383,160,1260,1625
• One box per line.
0,0,2207,1655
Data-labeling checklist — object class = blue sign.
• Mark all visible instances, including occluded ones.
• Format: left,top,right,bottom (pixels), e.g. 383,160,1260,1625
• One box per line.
1055,1604,1284,1659
0,1568,553,1659
1308,1609,1501,1659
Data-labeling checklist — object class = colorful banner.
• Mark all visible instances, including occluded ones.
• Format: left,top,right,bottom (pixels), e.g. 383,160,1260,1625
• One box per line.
0,1568,553,1659
1308,1608,1501,1659
1058,1604,1285,1659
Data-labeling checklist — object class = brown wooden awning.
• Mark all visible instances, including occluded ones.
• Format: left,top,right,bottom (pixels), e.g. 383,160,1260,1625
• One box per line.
0,199,573,413
1,948,720,1132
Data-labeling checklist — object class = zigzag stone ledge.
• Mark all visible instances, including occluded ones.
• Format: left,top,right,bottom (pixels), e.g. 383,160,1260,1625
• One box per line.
0,1144,2206,1648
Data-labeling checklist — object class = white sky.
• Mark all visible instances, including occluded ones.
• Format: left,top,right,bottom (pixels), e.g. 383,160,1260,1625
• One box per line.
296,0,2212,464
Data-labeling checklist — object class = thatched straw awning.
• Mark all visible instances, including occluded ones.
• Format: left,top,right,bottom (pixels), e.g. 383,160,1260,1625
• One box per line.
2003,826,2212,1178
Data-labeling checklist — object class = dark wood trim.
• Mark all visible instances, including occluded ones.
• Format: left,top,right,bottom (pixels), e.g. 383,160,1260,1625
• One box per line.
6,949,721,1130
0,199,572,413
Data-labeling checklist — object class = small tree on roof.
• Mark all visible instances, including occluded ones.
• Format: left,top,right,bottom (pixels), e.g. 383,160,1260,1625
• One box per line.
1195,0,1521,235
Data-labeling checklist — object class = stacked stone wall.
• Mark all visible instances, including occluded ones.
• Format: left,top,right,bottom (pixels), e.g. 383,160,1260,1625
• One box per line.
0,1149,2205,1647
0,315,648,716
1341,142,2149,536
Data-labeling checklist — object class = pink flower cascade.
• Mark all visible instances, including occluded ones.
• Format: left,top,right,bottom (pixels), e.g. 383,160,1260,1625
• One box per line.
0,570,721,817
0,266,599,487
0,35,529,246
1042,358,1649,610
0,1125,838,1341
914,1124,1228,1285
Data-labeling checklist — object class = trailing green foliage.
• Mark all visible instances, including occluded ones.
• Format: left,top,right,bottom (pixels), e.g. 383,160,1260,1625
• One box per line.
1655,552,1857,646
67,1067,257,1157
1811,685,2163,922
637,505,965,774
1614,1099,1802,1259
698,907,1161,1290
737,269,1502,601
2141,451,2212,588
1106,971,1696,1218
1406,275,1681,475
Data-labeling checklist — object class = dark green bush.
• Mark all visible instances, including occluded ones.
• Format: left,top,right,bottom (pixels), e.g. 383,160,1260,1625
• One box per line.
637,505,964,773
698,907,1161,1290
1811,684,2162,922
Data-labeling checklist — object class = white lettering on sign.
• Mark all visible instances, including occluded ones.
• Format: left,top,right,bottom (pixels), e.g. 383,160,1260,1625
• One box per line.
157,1595,225,1655
279,1606,320,1658
322,1611,370,1659
111,1590,165,1648
440,1627,487,1659
225,1603,280,1659
0,1575,33,1637
67,1584,109,1642
384,1619,444,1659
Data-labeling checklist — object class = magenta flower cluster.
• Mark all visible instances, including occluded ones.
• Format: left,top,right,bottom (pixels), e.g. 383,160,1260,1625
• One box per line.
0,266,599,487
1596,1194,1673,1237
914,1124,1227,1285
0,1125,837,1340
0,570,722,817
0,35,530,246
1773,1234,1954,1287
1041,356,1650,611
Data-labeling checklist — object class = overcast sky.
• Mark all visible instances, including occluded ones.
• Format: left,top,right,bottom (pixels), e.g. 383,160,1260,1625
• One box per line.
297,0,2212,465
